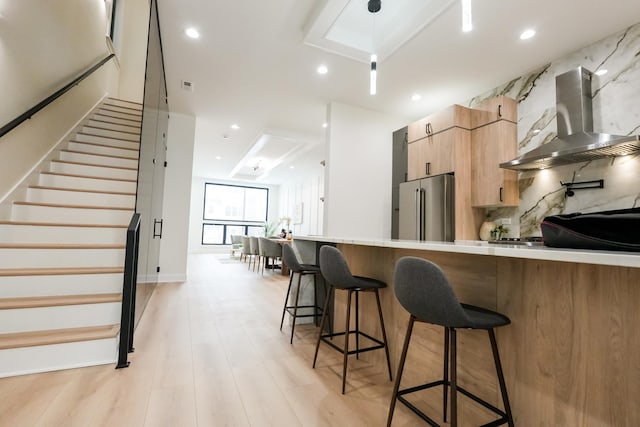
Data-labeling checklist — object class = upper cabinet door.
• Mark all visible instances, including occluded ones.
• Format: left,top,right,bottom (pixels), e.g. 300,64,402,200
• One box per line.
407,105,471,142
470,96,517,128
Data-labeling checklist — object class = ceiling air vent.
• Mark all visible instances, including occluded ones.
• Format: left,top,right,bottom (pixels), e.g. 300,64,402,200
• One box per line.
181,80,194,91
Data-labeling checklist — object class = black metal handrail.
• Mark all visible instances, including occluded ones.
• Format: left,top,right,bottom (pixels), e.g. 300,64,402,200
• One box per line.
116,213,141,369
0,53,115,139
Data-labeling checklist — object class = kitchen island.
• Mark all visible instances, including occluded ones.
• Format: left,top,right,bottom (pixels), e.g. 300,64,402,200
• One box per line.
294,236,640,426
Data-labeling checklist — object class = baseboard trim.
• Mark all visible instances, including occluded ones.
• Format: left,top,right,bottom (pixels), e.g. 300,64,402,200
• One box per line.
157,273,187,283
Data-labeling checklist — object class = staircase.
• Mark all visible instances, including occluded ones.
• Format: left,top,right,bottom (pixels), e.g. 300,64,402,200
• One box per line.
0,98,142,377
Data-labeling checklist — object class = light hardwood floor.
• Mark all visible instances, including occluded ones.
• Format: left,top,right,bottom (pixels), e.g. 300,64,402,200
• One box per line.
0,253,422,427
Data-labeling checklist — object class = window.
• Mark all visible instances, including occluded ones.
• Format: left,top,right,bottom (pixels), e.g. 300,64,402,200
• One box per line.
203,183,268,223
201,183,269,245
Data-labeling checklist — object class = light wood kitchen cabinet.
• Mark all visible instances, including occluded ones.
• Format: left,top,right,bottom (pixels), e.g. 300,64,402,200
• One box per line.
407,128,461,180
471,120,519,207
407,104,470,142
470,96,517,128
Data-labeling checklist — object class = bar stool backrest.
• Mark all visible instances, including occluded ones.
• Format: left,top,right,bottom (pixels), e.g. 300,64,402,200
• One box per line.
241,236,251,255
319,246,360,289
259,237,282,258
282,244,302,272
394,256,469,328
249,236,259,255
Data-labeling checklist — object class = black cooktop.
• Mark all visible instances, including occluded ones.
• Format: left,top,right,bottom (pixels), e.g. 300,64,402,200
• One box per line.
488,236,544,246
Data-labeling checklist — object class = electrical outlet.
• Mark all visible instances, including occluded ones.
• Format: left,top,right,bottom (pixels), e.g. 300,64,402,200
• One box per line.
499,218,512,225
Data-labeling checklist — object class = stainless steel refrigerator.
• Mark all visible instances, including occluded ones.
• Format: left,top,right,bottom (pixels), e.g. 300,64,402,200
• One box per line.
398,174,455,241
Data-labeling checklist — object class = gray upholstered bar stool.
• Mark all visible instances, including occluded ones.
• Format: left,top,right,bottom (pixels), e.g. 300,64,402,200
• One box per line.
240,236,251,263
387,257,514,427
249,236,260,272
280,244,325,343
313,245,393,394
258,237,282,275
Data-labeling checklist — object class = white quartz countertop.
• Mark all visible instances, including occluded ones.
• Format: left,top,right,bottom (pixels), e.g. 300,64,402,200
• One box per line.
294,235,640,268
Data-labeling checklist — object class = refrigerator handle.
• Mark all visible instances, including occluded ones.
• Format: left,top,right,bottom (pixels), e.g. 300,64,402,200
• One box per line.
443,178,450,241
420,188,426,241
415,188,420,239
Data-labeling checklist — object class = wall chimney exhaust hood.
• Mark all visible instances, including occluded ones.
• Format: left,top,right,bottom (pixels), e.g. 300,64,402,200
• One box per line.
500,67,640,171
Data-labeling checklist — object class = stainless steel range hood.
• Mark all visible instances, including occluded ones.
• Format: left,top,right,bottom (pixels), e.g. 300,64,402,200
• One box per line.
500,67,640,171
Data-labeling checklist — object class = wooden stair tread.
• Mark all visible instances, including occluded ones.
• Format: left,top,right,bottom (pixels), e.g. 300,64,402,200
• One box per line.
0,293,122,310
60,149,138,161
13,201,134,211
99,107,142,118
50,159,137,171
107,97,143,105
40,171,137,182
92,113,141,125
0,325,120,350
102,103,142,112
0,220,127,228
0,243,125,249
0,267,124,277
68,140,139,152
76,132,140,144
83,125,140,136
88,118,141,130
29,185,136,196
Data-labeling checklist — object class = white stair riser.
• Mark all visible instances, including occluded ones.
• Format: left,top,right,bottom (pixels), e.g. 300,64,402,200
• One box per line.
59,150,139,169
38,174,137,193
105,98,142,109
86,119,141,134
81,126,140,141
49,162,137,181
0,223,126,244
100,105,142,117
26,188,135,208
0,338,117,378
67,141,139,159
0,248,124,269
92,113,141,127
0,303,121,334
11,204,133,225
97,108,142,121
73,133,140,150
0,273,123,298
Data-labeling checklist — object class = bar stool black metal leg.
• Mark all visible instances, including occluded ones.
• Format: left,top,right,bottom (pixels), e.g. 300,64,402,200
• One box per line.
387,315,415,427
342,289,353,394
374,289,393,381
280,272,295,331
313,286,333,369
313,274,318,325
443,326,450,422
489,329,515,427
355,290,360,359
450,328,458,427
290,272,303,344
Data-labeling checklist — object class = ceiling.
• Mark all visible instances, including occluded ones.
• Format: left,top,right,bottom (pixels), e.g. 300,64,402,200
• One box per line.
157,0,640,185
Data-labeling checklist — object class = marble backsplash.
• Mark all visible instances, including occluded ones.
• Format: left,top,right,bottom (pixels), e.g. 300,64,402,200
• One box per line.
468,22,640,237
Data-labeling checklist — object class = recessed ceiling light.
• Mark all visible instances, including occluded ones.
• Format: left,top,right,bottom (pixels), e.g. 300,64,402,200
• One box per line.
411,94,421,101
317,65,328,75
595,69,608,76
532,129,541,135
322,123,328,128
231,124,239,130
520,29,536,40
289,166,295,169
215,156,222,160
185,28,200,39
461,0,472,33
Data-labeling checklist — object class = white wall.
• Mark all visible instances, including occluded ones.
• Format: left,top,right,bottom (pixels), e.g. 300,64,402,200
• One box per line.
278,171,324,237
158,112,195,282
188,177,281,254
323,102,404,239
116,0,150,102
0,0,119,201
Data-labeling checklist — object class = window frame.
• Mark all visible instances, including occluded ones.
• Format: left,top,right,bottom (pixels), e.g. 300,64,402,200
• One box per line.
202,182,269,223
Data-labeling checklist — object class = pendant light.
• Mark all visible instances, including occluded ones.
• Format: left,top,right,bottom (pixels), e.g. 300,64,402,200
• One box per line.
368,0,381,95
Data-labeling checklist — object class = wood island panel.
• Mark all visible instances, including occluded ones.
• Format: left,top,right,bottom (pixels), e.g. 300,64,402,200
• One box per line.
331,243,640,426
